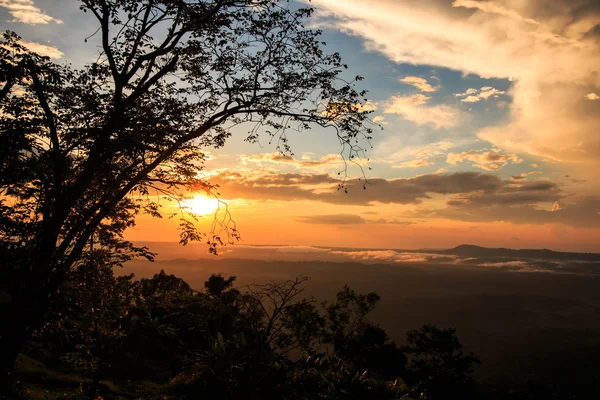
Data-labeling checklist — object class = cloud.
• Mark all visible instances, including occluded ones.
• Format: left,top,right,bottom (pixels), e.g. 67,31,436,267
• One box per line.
18,40,63,59
371,218,416,225
510,171,542,181
212,169,600,228
235,244,330,254
461,96,480,103
399,76,439,92
391,141,454,169
322,100,377,120
563,174,587,184
383,94,461,129
297,214,416,226
586,93,600,100
452,0,540,25
455,86,506,103
330,250,429,264
372,115,387,124
242,152,341,168
414,141,455,158
373,140,455,170
436,194,600,228
393,158,436,169
455,88,478,97
211,170,560,208
480,260,531,269
213,171,338,187
445,179,561,208
0,0,63,24
307,0,600,170
297,214,367,225
446,148,523,170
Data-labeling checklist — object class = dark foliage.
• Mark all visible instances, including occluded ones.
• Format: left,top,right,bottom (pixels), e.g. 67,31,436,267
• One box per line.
13,267,478,399
0,0,375,388
403,324,480,399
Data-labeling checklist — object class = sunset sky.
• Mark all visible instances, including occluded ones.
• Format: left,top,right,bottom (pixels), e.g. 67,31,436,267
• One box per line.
3,0,600,252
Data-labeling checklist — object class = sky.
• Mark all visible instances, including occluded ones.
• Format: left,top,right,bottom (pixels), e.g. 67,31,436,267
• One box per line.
2,0,600,252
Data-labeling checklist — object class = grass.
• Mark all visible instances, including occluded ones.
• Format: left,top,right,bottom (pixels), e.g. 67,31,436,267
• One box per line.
12,354,138,400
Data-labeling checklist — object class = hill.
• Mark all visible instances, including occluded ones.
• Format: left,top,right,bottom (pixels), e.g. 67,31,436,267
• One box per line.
424,244,600,262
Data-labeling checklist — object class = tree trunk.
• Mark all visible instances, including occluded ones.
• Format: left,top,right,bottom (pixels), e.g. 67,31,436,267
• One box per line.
0,288,48,397
0,314,28,396
87,374,100,400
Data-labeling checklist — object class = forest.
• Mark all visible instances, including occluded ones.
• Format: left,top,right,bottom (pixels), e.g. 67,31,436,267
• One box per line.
10,266,480,399
2,0,599,398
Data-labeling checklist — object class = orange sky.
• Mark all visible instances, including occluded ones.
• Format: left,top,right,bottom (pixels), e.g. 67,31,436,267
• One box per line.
21,0,598,254
125,195,600,253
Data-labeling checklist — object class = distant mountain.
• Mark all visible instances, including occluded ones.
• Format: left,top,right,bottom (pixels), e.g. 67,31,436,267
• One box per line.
432,244,600,262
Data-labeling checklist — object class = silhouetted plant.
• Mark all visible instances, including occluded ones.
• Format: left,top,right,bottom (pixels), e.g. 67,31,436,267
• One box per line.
0,0,375,388
16,262,480,400
403,324,480,399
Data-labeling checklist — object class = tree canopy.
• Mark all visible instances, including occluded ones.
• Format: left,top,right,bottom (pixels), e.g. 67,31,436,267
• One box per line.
0,0,374,387
20,267,478,399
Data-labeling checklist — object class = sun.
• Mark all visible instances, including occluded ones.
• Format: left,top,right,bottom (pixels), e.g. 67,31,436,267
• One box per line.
186,195,219,215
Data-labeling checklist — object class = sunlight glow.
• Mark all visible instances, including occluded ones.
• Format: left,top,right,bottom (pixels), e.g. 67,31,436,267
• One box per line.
186,195,219,215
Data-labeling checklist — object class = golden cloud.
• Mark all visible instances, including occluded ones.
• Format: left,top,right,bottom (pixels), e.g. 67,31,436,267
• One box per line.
19,40,63,59
392,159,436,169
452,0,540,25
399,76,439,92
383,94,461,129
241,152,342,168
446,148,523,171
0,0,63,24
455,86,506,103
308,0,600,170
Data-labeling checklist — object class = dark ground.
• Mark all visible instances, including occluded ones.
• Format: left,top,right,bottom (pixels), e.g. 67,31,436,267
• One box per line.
122,257,600,391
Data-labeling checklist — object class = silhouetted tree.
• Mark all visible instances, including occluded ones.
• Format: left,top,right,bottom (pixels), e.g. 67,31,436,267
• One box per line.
34,261,136,399
18,264,483,399
0,0,374,389
323,286,406,382
135,270,194,299
403,324,480,399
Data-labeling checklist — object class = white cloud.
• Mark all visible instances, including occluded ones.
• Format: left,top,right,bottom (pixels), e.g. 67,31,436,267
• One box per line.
480,260,530,269
446,148,523,171
461,96,481,103
455,86,506,103
399,76,438,92
383,94,461,129
372,115,387,124
308,0,600,171
454,88,478,97
586,93,600,101
479,87,503,99
0,0,63,24
18,40,63,59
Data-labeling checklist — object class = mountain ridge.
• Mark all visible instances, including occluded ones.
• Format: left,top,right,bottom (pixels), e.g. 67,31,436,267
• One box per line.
429,244,600,261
